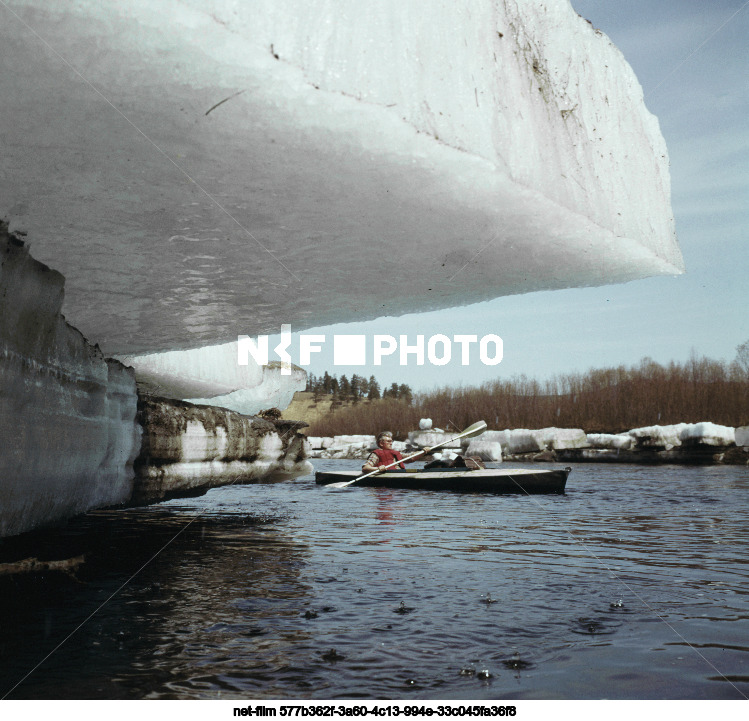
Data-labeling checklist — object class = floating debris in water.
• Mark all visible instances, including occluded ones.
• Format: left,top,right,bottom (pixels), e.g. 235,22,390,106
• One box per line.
501,654,533,671
480,593,498,605
571,617,619,635
610,599,624,608
320,648,345,662
394,601,415,614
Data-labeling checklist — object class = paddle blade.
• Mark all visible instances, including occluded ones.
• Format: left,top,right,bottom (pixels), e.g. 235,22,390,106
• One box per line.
461,420,487,438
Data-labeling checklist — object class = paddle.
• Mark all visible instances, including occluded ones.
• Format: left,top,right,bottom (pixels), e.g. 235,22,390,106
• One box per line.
326,421,488,489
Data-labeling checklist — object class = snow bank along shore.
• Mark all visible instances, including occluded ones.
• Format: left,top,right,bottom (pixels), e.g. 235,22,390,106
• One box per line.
306,422,749,466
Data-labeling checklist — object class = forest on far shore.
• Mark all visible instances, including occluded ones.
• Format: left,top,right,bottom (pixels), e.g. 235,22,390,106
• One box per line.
304,344,749,439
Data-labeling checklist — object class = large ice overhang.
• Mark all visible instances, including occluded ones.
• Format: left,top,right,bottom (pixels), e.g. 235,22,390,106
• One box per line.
1,0,682,389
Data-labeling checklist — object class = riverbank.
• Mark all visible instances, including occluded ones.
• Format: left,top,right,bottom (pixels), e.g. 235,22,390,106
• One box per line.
305,423,749,465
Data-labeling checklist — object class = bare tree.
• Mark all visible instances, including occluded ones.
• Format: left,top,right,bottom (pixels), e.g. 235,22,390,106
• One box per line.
736,339,749,375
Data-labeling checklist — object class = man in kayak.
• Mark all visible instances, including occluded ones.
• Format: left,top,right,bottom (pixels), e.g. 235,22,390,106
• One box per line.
362,431,432,474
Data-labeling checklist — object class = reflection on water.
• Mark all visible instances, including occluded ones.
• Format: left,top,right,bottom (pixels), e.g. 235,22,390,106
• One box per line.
1,462,748,700
0,508,313,699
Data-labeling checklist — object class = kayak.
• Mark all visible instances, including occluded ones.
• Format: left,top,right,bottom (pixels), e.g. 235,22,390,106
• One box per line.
315,467,571,494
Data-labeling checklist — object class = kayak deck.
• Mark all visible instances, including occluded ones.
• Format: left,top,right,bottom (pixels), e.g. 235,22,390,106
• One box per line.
315,467,570,494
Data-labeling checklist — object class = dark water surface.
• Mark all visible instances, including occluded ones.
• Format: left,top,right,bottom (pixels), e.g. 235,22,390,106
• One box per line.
1,462,748,700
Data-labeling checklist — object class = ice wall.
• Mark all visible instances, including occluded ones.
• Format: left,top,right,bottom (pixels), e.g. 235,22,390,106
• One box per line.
737,427,749,448
133,396,313,504
234,0,680,265
0,224,314,538
0,223,141,538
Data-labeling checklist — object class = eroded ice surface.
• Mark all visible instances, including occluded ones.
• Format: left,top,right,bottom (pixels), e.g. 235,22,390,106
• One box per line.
1,0,682,374
628,422,736,449
0,226,142,537
307,423,741,464
122,342,306,415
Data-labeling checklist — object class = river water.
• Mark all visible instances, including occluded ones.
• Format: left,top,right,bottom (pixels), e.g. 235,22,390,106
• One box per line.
1,461,748,701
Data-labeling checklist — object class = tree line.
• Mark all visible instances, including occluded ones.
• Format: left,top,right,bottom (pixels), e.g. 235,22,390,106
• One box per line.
305,372,413,405
307,347,749,437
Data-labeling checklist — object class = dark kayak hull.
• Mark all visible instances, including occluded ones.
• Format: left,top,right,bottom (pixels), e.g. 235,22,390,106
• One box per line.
315,467,570,494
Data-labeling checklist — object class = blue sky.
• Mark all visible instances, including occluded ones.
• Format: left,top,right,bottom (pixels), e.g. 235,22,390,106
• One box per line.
289,0,748,392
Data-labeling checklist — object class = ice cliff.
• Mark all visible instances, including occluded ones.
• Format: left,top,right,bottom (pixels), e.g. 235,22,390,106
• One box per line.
2,0,681,372
0,224,141,538
240,0,680,265
133,397,312,505
0,225,312,538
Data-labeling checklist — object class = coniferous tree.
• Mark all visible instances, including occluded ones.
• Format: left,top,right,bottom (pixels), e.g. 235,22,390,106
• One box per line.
340,375,351,400
399,383,413,405
367,375,380,400
350,374,361,404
